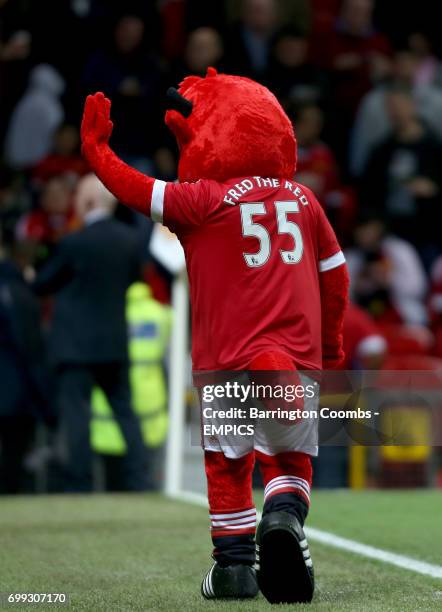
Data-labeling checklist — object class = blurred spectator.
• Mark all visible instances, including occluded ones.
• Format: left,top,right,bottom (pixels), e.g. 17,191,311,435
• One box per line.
345,213,428,326
152,147,178,183
340,302,387,369
0,164,31,246
0,238,50,493
0,1,32,141
224,0,279,79
309,0,341,35
33,174,147,492
162,26,224,162
292,103,357,245
320,0,391,115
225,0,310,32
293,103,339,200
169,26,224,84
185,27,224,75
4,64,65,170
32,124,89,186
16,177,76,247
408,31,442,88
82,14,161,157
159,0,187,60
360,86,442,260
0,5,31,61
429,257,442,358
267,26,328,105
350,50,442,176
0,28,31,63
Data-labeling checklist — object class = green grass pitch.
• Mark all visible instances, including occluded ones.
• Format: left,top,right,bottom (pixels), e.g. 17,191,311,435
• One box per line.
0,491,441,611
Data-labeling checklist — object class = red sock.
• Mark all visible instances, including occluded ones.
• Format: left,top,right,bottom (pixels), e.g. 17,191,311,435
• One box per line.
205,450,256,537
256,450,312,507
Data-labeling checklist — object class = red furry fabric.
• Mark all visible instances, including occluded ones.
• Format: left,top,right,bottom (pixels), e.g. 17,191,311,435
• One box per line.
248,350,304,416
81,69,296,214
205,450,254,512
81,93,154,216
256,450,312,486
248,350,294,371
320,264,350,370
165,68,296,183
256,450,312,506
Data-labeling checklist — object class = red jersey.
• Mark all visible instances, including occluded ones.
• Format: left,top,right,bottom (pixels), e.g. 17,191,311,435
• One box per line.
150,176,345,371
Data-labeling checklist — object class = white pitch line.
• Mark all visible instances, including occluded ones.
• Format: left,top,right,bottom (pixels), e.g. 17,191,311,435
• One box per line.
168,490,442,580
305,526,442,579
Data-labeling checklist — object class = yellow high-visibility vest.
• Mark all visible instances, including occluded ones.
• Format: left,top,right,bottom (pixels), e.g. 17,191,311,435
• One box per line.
91,282,171,454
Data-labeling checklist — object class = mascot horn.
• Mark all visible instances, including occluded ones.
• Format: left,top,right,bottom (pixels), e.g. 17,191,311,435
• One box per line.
81,67,349,604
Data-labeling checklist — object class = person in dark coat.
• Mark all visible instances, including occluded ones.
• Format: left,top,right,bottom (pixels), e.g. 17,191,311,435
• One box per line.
33,174,147,492
0,241,49,493
223,0,279,81
360,86,442,265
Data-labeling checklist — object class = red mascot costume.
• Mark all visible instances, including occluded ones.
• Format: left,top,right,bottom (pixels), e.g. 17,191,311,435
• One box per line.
81,68,348,604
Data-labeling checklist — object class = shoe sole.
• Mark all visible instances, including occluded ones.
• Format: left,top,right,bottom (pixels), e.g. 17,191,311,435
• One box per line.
258,526,314,604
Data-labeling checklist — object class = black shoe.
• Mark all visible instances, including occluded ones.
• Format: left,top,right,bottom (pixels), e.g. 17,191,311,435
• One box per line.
201,562,259,599
256,511,314,604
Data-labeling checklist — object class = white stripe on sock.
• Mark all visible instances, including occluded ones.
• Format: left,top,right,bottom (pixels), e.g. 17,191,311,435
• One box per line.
209,508,256,520
265,478,310,493
265,476,310,499
264,475,310,491
211,515,257,527
265,482,310,500
212,521,257,531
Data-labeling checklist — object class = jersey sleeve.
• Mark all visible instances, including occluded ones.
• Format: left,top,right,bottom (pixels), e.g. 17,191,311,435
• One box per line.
315,200,346,273
150,179,220,234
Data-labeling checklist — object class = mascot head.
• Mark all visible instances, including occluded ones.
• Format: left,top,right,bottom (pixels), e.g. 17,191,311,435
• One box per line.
165,67,296,183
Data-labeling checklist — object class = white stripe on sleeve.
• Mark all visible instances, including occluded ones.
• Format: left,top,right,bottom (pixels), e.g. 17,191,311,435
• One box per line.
151,180,167,223
319,250,346,272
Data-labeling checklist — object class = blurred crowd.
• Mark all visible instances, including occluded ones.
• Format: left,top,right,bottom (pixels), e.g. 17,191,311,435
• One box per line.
1,0,442,493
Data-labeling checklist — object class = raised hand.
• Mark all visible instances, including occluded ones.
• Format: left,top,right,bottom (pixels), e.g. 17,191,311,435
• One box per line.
81,92,113,151
79,92,154,216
